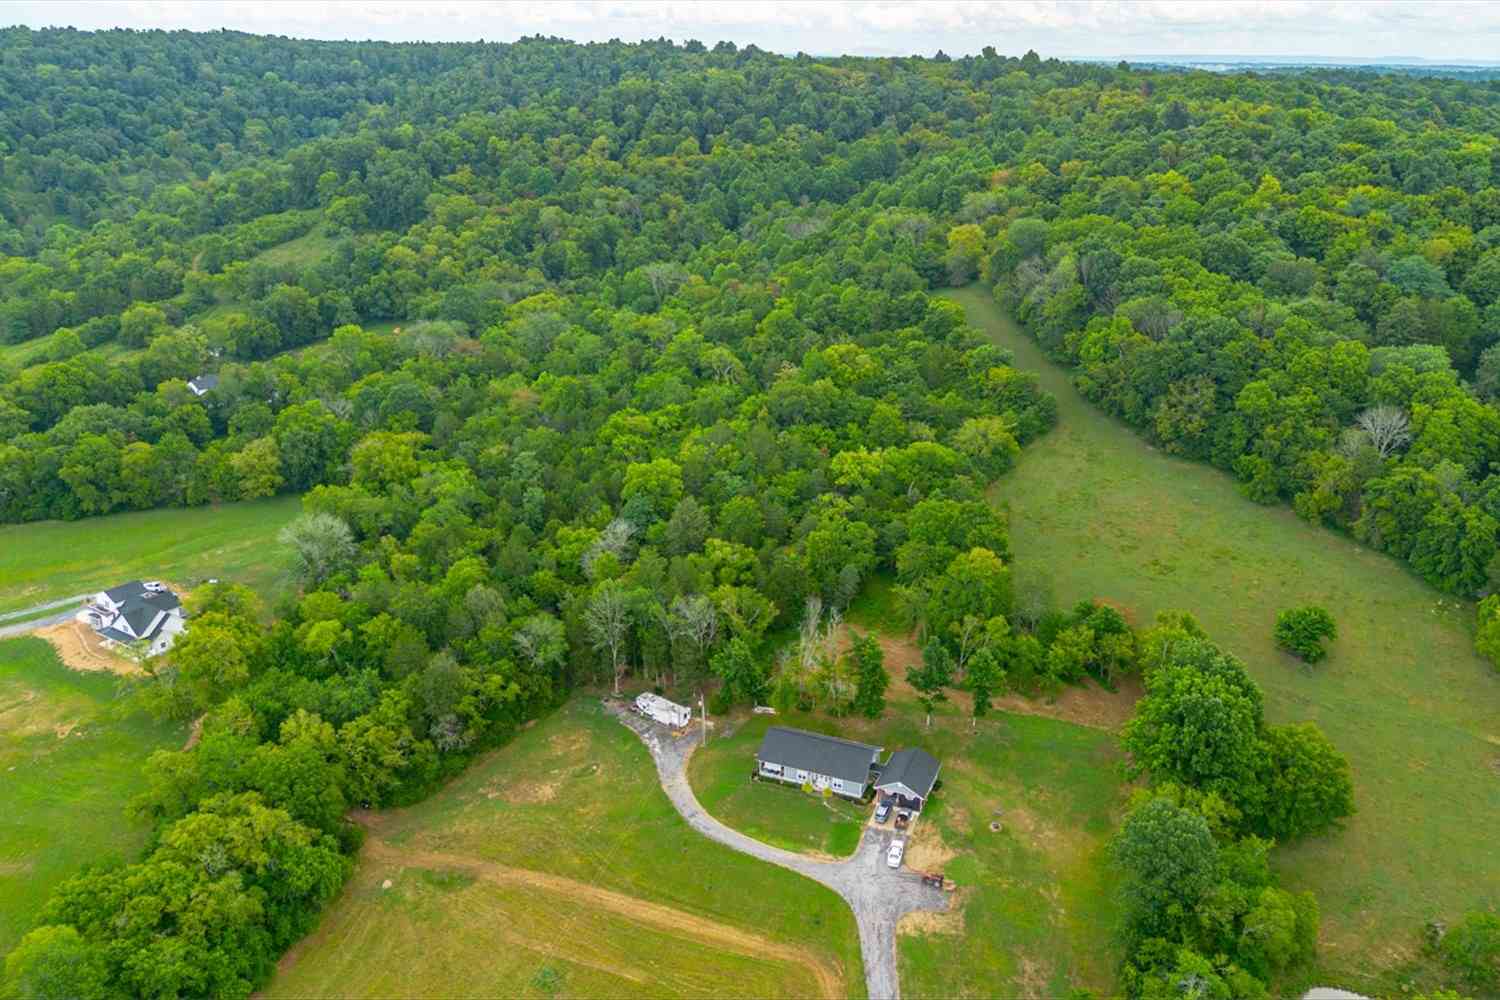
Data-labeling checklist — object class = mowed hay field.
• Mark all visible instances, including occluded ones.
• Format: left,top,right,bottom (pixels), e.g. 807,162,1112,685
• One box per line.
690,695,1126,998
945,285,1500,988
265,699,864,999
0,495,301,615
0,637,183,953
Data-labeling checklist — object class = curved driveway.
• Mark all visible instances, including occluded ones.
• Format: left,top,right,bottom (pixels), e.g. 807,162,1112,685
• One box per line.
613,706,948,1000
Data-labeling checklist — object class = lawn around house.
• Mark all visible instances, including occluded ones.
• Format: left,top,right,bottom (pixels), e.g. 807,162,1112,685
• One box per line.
944,284,1500,990
0,496,301,615
688,702,1126,998
0,637,184,955
689,716,870,857
265,698,864,999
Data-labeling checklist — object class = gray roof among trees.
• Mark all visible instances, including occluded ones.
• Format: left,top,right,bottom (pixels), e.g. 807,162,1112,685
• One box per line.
875,747,941,799
755,726,882,785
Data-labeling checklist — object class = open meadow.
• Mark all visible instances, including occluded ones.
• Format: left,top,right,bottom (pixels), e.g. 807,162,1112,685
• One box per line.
689,693,1126,998
944,284,1500,991
264,698,864,999
0,496,301,616
0,637,184,954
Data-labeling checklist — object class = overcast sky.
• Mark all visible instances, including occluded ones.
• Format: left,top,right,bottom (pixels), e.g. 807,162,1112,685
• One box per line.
6,1,1500,63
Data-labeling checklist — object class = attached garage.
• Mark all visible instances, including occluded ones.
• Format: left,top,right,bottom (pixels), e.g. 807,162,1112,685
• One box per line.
873,747,941,812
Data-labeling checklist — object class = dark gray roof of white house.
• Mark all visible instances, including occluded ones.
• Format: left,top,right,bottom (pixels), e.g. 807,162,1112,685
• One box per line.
105,580,148,603
140,590,181,612
755,726,882,785
875,747,942,799
188,373,220,393
119,604,165,639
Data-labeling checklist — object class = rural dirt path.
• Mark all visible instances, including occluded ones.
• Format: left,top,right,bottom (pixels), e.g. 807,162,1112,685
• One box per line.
357,838,843,998
611,704,949,1000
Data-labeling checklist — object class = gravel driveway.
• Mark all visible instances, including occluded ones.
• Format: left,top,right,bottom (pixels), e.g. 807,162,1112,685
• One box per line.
0,595,88,640
612,705,948,1000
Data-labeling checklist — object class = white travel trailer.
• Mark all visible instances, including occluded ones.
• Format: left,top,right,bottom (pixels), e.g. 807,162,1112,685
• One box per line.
634,692,692,728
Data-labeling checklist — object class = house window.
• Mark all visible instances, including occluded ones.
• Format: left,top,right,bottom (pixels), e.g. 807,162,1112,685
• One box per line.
761,761,783,776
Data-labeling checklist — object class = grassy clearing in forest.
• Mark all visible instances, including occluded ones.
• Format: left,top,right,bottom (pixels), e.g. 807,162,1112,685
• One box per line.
0,496,301,615
0,637,183,954
689,694,1126,998
944,284,1500,991
264,699,864,999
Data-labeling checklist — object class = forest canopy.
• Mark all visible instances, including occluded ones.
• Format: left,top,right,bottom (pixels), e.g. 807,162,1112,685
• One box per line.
1,25,1490,999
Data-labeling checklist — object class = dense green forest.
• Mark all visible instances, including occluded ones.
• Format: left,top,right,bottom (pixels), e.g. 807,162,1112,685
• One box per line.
0,27,1494,1000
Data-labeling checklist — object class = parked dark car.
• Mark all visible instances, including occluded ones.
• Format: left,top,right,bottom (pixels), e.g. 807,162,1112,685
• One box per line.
874,800,892,823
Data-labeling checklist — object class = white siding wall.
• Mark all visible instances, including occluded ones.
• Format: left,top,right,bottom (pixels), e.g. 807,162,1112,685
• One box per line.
758,762,865,798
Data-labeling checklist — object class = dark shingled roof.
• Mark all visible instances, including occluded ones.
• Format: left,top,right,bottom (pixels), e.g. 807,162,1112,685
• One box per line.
104,580,147,603
755,726,882,785
141,590,181,612
119,604,166,639
875,747,941,800
188,373,220,393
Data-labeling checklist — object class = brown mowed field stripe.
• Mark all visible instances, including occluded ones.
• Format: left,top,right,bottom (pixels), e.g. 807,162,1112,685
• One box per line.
347,837,843,999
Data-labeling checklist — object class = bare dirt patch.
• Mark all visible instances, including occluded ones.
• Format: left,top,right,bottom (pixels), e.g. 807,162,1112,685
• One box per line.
1015,956,1050,999
897,889,970,937
34,622,142,676
904,817,960,873
355,837,844,999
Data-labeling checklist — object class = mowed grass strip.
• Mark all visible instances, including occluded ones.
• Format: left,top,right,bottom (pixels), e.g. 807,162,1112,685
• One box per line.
690,700,1125,997
268,699,864,999
944,284,1500,988
264,848,824,1000
0,637,184,953
0,495,301,614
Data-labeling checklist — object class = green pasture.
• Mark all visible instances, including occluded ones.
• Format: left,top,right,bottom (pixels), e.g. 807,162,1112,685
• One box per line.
945,284,1500,990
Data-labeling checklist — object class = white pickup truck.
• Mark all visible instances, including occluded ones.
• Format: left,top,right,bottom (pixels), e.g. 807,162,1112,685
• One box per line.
886,839,905,869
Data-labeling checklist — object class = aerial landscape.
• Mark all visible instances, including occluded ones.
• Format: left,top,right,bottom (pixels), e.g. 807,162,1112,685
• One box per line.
2,2,1499,998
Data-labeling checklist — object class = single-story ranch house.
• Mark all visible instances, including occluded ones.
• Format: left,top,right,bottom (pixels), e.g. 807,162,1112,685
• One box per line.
755,726,883,799
81,580,186,657
754,726,944,809
874,747,941,812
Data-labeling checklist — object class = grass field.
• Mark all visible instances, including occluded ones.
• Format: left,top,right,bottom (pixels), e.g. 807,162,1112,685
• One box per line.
265,699,865,999
0,496,301,615
689,699,1125,998
249,226,339,270
945,284,1500,990
0,637,184,954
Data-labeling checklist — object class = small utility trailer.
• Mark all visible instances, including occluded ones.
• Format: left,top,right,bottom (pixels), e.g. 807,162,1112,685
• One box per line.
634,692,693,729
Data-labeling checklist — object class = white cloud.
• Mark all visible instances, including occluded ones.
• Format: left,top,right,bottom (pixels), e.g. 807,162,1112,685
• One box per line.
5,0,1500,61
